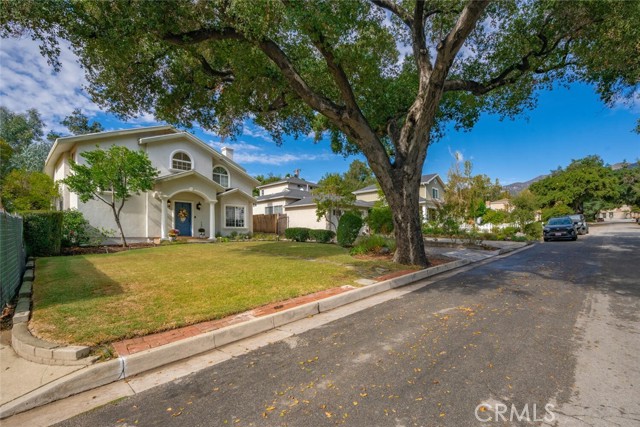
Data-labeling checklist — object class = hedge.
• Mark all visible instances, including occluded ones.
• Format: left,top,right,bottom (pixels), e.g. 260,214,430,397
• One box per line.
285,227,311,242
366,207,394,234
23,210,63,256
337,212,363,247
310,229,336,243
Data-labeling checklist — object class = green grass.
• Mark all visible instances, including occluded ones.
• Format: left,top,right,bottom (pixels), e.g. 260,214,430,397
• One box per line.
31,241,411,346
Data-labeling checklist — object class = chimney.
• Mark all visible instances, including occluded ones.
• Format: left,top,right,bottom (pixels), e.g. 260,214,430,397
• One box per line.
221,146,234,160
294,169,300,178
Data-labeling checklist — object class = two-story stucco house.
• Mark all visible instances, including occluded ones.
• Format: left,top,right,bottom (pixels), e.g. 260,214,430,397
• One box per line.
45,125,258,240
254,176,318,216
353,173,446,221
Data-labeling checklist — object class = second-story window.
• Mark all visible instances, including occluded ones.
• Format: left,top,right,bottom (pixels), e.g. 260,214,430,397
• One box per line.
432,188,439,199
172,152,192,171
213,166,229,187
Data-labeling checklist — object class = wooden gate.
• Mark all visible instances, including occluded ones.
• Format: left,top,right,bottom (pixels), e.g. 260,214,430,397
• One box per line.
253,214,288,234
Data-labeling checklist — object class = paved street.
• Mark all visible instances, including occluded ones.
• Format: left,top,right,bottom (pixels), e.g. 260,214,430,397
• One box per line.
56,222,639,426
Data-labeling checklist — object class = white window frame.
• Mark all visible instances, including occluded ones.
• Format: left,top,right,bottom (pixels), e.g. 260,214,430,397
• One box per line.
432,188,439,199
224,204,246,228
212,165,230,188
265,205,283,215
170,150,194,171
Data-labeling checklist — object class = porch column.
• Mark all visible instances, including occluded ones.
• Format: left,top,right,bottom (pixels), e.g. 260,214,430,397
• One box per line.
209,201,217,240
422,205,428,222
160,196,168,239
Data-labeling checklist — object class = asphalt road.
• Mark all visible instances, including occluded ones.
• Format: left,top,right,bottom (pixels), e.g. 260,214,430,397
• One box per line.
56,222,640,427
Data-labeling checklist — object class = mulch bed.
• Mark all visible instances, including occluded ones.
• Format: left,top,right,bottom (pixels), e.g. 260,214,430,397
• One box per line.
61,242,158,256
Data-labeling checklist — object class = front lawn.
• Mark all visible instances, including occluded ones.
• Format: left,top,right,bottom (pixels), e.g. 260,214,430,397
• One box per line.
30,241,413,346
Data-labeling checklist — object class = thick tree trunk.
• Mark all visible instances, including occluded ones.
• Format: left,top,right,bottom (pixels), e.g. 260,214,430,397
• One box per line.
384,173,428,267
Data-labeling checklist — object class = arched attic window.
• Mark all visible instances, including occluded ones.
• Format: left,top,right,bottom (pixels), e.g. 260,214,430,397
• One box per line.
212,166,229,188
172,152,192,171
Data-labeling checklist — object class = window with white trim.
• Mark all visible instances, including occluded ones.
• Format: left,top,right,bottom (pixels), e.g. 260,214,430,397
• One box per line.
213,166,229,187
172,152,192,170
225,205,245,228
265,205,283,215
432,188,439,199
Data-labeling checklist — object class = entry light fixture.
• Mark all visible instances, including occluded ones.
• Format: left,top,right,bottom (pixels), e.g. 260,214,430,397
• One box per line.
167,200,171,208
196,202,202,210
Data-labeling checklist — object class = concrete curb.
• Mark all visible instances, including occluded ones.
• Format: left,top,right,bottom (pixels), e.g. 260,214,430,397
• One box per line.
0,244,530,419
10,264,93,365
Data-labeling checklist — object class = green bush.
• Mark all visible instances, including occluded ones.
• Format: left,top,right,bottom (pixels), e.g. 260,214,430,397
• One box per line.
23,210,63,256
61,209,91,247
309,229,335,243
523,222,543,239
285,227,311,242
337,212,363,247
366,207,394,234
541,204,574,222
350,234,396,255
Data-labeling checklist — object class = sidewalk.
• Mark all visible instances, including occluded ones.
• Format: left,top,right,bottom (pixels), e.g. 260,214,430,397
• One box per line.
0,240,531,421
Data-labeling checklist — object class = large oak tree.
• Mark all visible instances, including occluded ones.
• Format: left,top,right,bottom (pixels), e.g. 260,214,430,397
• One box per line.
3,0,638,265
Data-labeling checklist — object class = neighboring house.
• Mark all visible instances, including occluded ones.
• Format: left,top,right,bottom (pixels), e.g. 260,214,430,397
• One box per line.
486,198,513,212
255,176,373,231
353,173,445,221
45,125,259,240
254,176,318,215
285,195,374,231
598,205,638,221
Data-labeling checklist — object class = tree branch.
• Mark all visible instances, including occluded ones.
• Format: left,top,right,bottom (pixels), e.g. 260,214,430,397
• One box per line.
412,0,433,75
369,0,413,28
198,55,234,83
162,27,244,45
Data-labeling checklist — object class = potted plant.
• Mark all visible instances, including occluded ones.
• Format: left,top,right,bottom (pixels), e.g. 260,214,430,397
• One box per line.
168,228,179,241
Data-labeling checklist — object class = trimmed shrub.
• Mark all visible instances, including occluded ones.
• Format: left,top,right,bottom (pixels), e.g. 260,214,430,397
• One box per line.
337,212,363,247
23,210,63,256
366,207,394,234
523,222,543,239
285,227,311,242
310,229,335,243
350,234,396,255
61,209,91,247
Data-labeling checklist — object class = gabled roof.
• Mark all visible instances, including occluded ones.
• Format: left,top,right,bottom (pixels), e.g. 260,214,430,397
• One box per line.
44,125,176,175
285,196,374,209
352,184,378,195
155,170,226,192
256,176,317,189
138,132,259,184
255,188,311,202
421,173,437,184
218,188,257,203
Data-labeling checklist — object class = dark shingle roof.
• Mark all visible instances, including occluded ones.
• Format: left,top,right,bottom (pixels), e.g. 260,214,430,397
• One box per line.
256,188,311,202
421,173,437,183
285,196,375,209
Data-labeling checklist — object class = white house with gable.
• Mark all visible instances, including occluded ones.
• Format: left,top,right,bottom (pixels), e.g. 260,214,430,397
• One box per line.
45,125,258,240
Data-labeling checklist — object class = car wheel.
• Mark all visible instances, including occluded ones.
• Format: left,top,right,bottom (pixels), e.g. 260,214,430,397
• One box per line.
571,236,577,241
544,238,549,242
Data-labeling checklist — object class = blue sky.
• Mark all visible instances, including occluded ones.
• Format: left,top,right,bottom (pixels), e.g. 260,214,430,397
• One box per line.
1,37,638,185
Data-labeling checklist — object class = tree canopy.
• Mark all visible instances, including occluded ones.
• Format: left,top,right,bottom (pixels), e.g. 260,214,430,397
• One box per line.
3,0,638,265
62,145,159,247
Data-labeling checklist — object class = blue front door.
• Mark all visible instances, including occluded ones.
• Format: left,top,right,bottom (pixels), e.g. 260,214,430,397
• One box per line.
174,202,192,237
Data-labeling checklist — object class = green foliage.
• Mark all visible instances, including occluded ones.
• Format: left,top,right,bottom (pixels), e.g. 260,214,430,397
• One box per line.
60,109,104,135
23,210,63,256
482,209,508,225
445,159,504,221
284,227,311,242
336,212,363,247
422,205,461,239
510,189,539,231
0,106,50,173
613,162,640,208
523,222,543,240
530,155,619,213
62,145,159,247
366,206,394,234
1,170,58,212
309,229,335,243
350,234,396,255
61,209,95,247
541,204,574,222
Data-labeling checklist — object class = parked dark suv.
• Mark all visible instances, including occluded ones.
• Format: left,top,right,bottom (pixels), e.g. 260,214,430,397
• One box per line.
543,216,578,241
569,214,589,235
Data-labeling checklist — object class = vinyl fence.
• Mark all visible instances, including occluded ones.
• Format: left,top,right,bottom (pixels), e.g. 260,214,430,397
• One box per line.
0,211,25,308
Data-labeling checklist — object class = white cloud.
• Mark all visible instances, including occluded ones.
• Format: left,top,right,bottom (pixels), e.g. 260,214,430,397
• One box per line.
448,147,464,162
242,125,273,142
233,151,333,166
0,37,100,133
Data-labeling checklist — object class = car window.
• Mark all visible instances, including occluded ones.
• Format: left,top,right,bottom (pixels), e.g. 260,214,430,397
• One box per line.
548,217,571,225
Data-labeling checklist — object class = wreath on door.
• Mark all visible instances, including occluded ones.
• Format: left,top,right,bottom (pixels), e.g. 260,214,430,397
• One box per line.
178,208,189,223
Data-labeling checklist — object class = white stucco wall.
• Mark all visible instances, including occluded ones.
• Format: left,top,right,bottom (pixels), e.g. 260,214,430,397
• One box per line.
219,193,253,235
285,206,328,230
355,191,380,203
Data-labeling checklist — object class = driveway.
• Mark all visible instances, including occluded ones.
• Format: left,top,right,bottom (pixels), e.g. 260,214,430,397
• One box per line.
55,222,640,426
